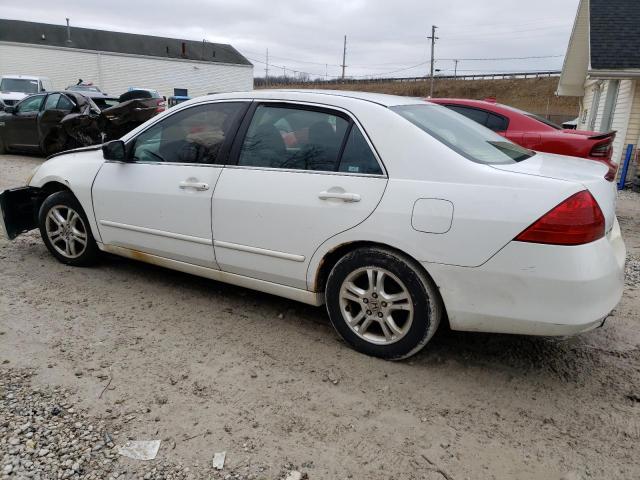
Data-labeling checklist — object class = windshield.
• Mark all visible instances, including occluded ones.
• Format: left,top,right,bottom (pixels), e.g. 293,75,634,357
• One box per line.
391,103,535,164
68,85,101,93
0,78,39,94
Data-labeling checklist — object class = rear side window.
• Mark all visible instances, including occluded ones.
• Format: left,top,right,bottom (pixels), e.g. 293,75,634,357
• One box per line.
339,127,382,175
486,113,509,132
238,105,349,171
448,105,489,125
392,104,534,164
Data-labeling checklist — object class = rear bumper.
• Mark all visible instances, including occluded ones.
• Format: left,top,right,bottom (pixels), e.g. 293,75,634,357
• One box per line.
426,217,626,336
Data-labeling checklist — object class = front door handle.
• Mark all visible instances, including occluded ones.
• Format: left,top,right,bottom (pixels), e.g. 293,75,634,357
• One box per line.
318,191,361,202
179,181,209,191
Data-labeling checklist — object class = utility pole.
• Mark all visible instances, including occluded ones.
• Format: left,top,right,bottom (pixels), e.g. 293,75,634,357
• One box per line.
341,35,347,80
453,59,459,79
325,63,328,82
428,25,438,97
265,48,269,87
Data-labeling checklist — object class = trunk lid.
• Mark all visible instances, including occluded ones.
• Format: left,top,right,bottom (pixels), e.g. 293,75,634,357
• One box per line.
491,152,617,234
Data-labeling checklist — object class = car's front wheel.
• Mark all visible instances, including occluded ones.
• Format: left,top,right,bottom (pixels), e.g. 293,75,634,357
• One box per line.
325,247,442,360
38,191,100,266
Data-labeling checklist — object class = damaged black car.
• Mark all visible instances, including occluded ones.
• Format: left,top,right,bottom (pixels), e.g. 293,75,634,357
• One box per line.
0,91,159,156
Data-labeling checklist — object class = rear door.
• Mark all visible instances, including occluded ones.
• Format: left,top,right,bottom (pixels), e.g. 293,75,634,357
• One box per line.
212,102,388,289
92,101,249,267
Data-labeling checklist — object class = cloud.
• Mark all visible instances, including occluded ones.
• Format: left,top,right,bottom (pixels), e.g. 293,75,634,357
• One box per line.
3,0,579,78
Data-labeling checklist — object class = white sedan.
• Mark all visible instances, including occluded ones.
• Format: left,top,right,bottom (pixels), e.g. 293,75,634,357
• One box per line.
0,90,626,359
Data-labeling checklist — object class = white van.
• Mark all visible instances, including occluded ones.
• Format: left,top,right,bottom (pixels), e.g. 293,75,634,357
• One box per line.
0,75,53,106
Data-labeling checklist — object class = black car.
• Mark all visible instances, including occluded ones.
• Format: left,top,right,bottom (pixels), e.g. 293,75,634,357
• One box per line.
0,91,103,155
0,91,159,156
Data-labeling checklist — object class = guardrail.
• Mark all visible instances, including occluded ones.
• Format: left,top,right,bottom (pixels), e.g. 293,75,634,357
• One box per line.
255,70,562,87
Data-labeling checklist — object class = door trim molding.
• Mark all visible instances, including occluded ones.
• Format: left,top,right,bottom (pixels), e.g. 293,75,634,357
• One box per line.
214,240,305,262
99,220,212,245
99,243,323,306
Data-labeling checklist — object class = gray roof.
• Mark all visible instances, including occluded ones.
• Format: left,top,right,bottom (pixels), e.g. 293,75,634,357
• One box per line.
0,18,252,66
590,0,640,70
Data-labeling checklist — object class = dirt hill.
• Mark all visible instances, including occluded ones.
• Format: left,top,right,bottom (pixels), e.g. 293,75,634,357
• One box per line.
261,77,580,123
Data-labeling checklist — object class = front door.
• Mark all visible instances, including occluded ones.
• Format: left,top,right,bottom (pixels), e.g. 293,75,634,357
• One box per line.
212,102,388,289
92,101,249,267
8,94,45,148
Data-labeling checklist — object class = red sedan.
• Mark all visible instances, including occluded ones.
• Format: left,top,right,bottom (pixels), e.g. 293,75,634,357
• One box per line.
428,98,618,180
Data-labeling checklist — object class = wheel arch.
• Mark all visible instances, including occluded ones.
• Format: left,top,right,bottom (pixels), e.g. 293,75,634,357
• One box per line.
313,240,443,298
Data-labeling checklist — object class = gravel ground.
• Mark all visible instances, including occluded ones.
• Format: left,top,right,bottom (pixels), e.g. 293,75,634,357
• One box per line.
1,153,639,480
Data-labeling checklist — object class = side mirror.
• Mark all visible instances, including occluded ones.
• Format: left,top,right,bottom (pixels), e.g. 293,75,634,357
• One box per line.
102,140,127,161
4,106,15,114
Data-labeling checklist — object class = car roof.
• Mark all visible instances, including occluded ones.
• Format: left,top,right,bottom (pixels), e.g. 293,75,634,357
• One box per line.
197,89,427,108
1,74,46,80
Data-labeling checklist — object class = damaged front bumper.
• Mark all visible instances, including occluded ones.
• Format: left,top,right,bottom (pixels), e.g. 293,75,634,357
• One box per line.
0,187,41,240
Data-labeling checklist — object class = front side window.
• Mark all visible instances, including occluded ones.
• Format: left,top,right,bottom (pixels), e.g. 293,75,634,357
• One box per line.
392,104,534,164
57,95,75,112
132,102,246,164
17,95,45,113
238,105,350,171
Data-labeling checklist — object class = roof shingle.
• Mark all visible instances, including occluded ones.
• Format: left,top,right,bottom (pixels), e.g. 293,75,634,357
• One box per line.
590,0,640,70
0,19,252,67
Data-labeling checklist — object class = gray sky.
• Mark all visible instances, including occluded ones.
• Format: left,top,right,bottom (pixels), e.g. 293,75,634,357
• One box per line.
4,0,580,78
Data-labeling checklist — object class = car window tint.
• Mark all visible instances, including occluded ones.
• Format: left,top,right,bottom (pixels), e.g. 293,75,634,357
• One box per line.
57,95,75,112
446,105,489,126
238,105,349,171
44,94,60,110
338,127,382,175
17,95,45,113
132,102,245,164
486,113,508,132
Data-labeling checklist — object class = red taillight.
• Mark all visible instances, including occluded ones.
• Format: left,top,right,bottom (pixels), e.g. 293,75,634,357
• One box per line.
590,141,612,158
603,161,618,182
514,190,605,246
156,100,166,112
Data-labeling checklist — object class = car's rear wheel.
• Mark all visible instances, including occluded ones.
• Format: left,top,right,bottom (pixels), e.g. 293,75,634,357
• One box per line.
325,247,442,360
38,191,100,266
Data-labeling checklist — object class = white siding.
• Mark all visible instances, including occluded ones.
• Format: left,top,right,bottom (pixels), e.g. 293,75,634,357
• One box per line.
609,79,633,165
578,81,598,130
0,42,253,98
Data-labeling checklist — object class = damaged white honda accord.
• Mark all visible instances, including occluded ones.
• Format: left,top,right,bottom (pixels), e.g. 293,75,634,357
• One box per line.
0,90,626,359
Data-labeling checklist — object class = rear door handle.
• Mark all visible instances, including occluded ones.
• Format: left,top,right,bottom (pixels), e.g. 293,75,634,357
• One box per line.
318,191,361,202
179,181,209,191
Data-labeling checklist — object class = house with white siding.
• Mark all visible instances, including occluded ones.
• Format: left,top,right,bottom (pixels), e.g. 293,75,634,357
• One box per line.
557,0,640,186
0,19,253,100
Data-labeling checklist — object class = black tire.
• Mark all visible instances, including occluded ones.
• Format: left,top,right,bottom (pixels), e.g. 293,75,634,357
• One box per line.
38,191,100,267
325,247,442,360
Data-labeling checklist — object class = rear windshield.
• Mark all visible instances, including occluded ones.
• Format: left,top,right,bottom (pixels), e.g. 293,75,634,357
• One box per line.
391,104,534,164
0,78,39,94
499,103,562,130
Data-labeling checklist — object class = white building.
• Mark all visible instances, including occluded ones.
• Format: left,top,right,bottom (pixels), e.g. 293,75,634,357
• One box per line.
0,18,253,99
557,0,639,186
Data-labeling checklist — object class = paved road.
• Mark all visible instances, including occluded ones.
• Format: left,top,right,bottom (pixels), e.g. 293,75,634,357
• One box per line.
1,153,639,479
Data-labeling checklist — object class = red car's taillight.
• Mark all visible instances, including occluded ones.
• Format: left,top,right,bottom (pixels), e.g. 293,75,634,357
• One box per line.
514,190,605,246
590,141,613,158
603,160,618,182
